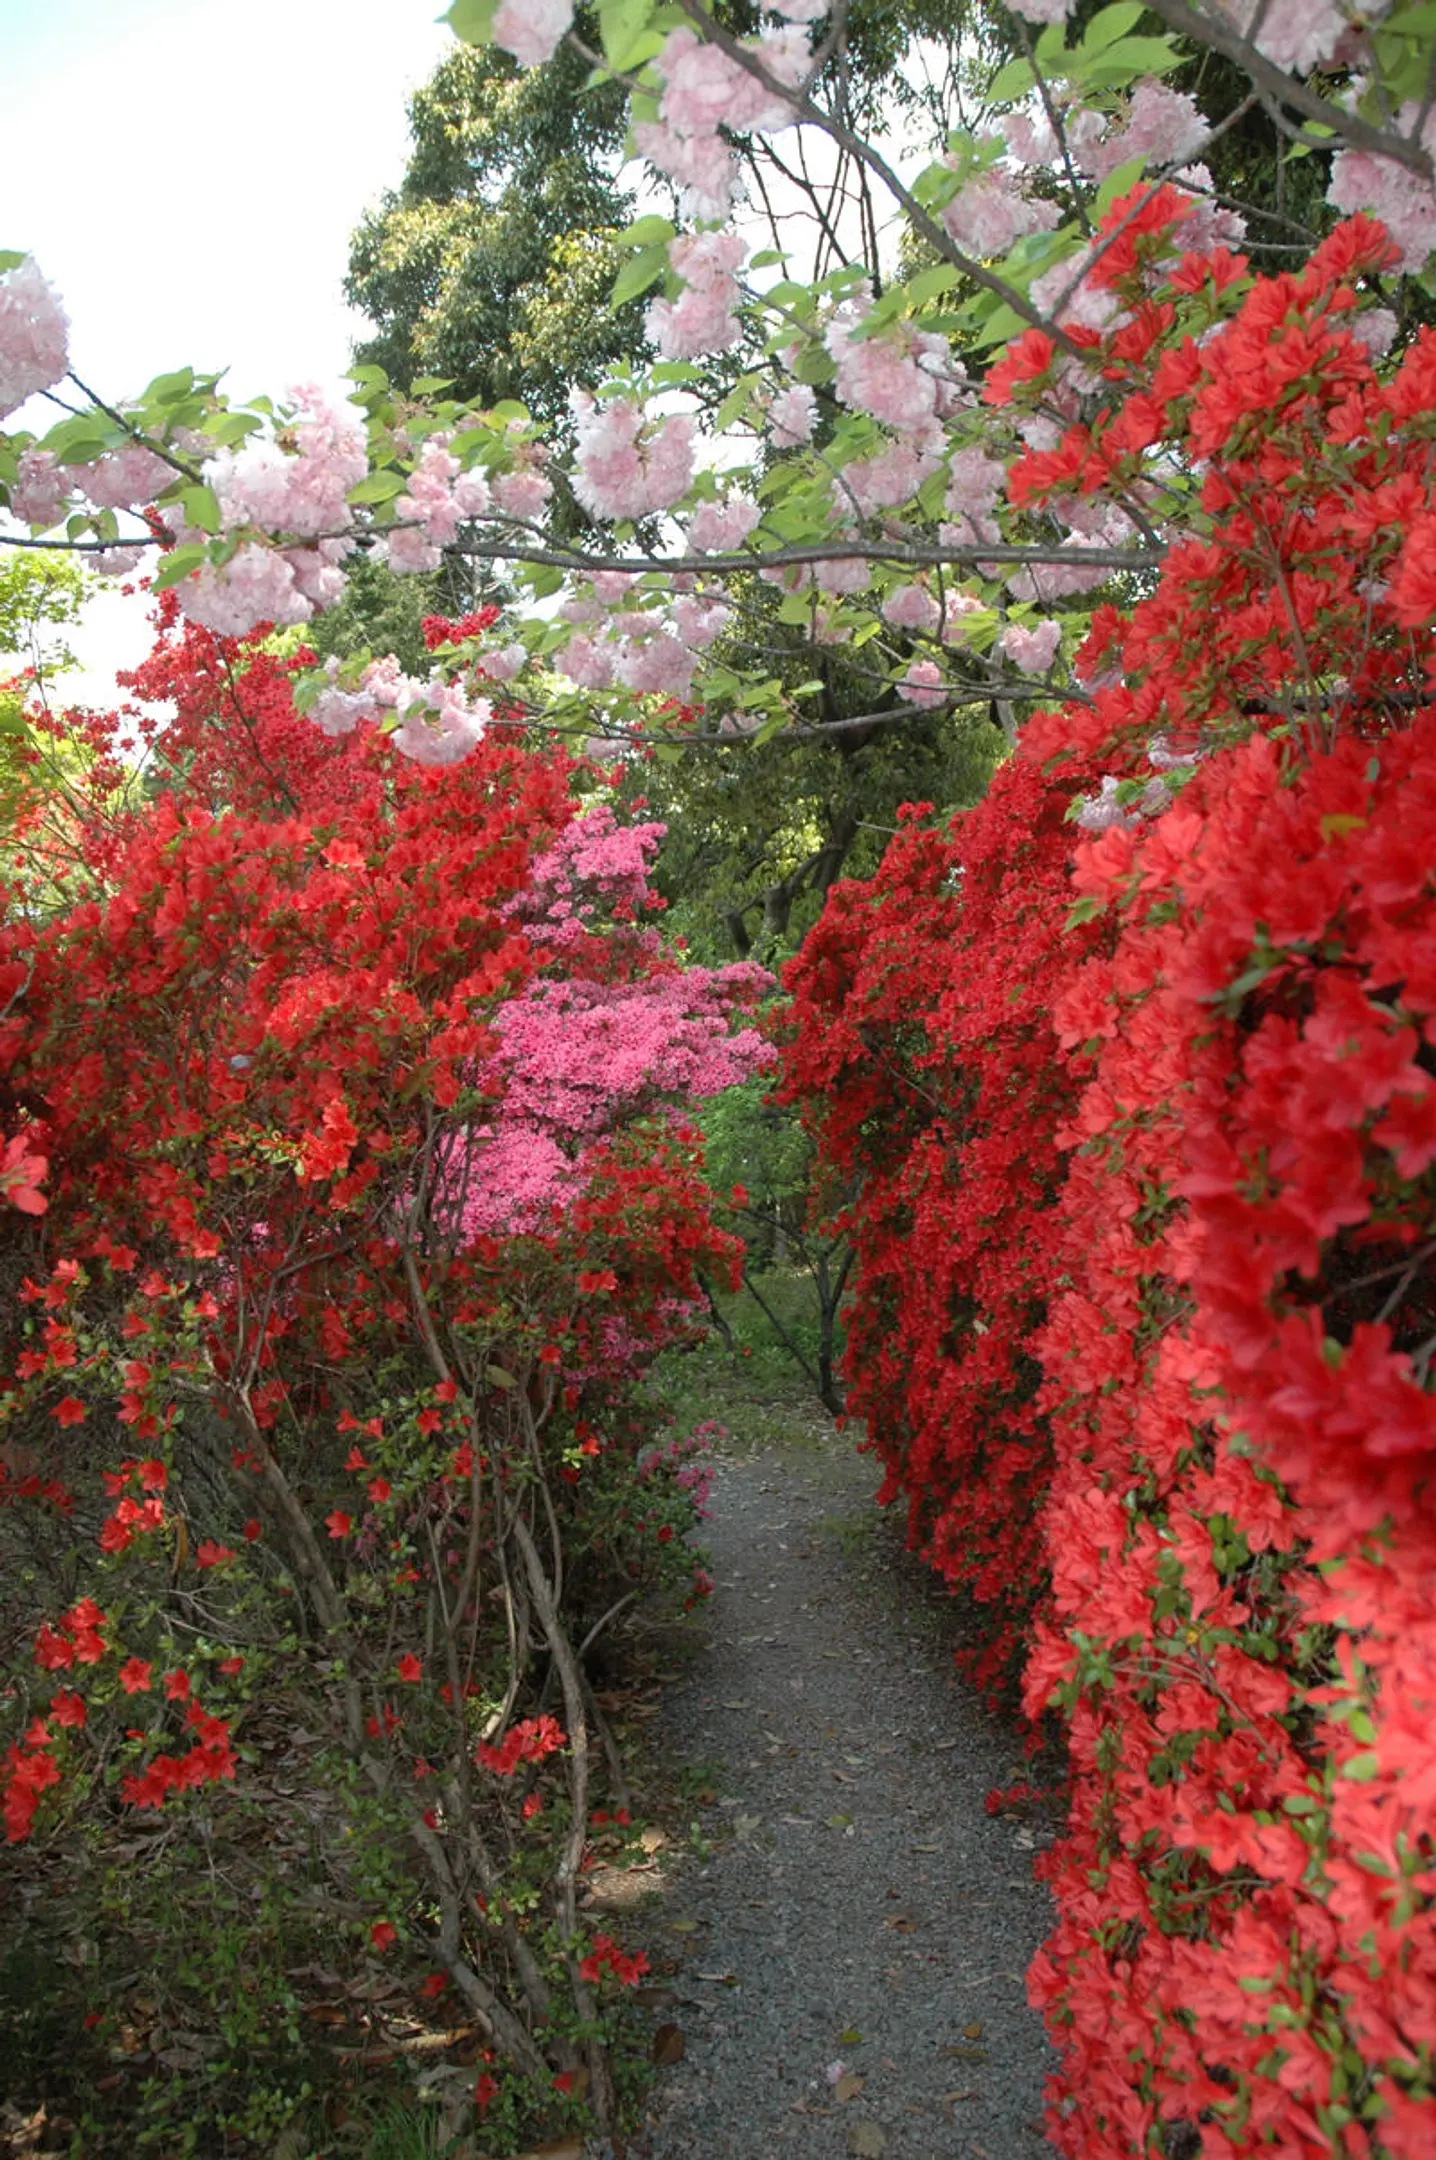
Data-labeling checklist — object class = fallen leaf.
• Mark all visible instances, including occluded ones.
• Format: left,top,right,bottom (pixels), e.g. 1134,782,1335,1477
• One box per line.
835,2072,865,2102
733,1814,762,1837
669,1918,700,1934
941,2043,989,2063
911,1840,940,1852
696,1970,739,1986
963,2020,984,2040
721,1699,749,1709
883,1916,916,1934
827,1812,852,1829
836,2026,863,2045
831,1769,857,1784
847,2120,887,2157
942,2086,978,2103
651,2022,686,2065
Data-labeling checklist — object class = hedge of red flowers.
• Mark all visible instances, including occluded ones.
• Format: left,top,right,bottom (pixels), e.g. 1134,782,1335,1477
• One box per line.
785,216,1436,2156
0,603,767,2137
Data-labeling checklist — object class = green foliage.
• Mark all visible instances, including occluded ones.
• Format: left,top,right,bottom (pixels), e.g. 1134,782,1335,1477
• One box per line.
0,546,88,675
619,672,1004,964
345,37,643,425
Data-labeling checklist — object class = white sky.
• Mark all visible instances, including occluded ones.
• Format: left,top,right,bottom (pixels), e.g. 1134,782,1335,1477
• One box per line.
1,0,451,701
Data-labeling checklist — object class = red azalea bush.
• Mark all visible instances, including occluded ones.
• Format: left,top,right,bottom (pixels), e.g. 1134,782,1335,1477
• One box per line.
786,215,1436,2157
782,762,1104,1690
0,609,767,2141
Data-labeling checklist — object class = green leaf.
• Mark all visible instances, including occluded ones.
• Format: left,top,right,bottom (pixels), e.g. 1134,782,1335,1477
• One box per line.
444,0,498,47
1065,893,1107,929
484,1364,517,1389
1080,2,1147,53
986,55,1034,102
1094,154,1151,219
143,367,196,404
711,380,760,434
611,242,669,308
970,301,1029,351
1083,35,1180,83
906,262,960,309
489,399,531,424
346,470,406,506
199,409,263,448
411,374,456,394
615,213,677,249
600,0,657,72
150,543,211,593
0,249,26,275
178,483,222,534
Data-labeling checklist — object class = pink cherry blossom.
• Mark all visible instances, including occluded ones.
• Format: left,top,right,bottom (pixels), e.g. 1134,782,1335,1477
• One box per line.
1350,308,1398,359
824,307,937,432
9,448,69,528
614,629,696,698
1089,79,1209,181
633,121,738,220
286,540,348,610
492,0,573,68
1216,0,1346,72
80,442,174,512
885,583,941,634
942,162,1061,258
0,257,69,419
90,545,145,578
767,383,816,446
1169,168,1248,254
395,436,464,550
571,393,694,521
385,524,443,573
310,660,377,739
1008,0,1072,21
656,24,806,137
656,27,748,132
493,467,553,521
903,659,947,707
1328,105,1436,274
557,634,615,690
390,683,491,766
672,595,730,647
941,592,987,643
773,0,827,16
999,618,1062,673
478,642,527,682
840,438,942,514
207,389,366,540
647,231,747,361
178,542,315,638
816,555,870,596
687,494,761,552
945,444,1006,521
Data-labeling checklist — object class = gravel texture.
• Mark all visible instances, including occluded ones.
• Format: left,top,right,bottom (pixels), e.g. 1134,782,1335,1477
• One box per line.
614,1420,1060,2160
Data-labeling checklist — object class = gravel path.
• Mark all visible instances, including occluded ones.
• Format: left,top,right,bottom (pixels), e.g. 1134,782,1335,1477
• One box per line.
621,1420,1060,2160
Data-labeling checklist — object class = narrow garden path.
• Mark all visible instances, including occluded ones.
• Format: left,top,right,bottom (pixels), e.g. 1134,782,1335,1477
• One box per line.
619,1399,1059,2160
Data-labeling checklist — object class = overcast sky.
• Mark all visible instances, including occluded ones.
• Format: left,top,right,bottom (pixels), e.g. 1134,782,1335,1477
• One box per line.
2,0,451,698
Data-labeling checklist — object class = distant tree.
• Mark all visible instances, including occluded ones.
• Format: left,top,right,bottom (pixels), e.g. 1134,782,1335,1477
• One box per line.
345,37,642,423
